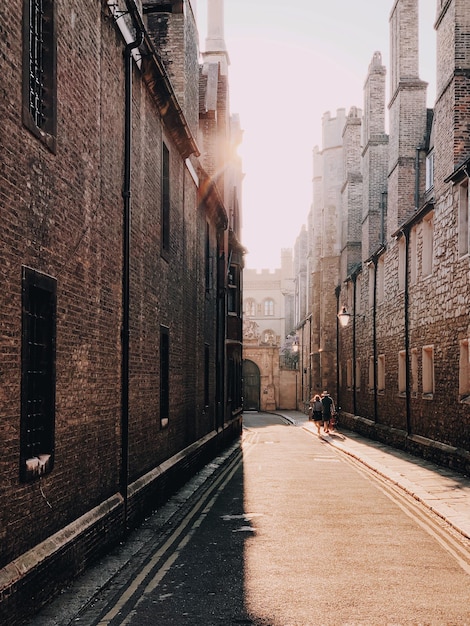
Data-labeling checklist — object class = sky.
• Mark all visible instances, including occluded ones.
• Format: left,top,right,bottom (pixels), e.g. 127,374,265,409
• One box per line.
197,1,437,270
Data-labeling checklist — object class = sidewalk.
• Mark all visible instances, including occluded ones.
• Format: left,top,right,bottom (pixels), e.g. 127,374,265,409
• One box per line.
274,410,470,541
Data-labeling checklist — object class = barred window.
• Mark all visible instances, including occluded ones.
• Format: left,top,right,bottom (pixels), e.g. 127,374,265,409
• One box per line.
22,0,57,150
20,267,56,482
162,144,170,254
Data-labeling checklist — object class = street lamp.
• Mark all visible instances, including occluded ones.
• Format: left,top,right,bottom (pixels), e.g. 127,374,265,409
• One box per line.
337,305,351,328
292,336,299,352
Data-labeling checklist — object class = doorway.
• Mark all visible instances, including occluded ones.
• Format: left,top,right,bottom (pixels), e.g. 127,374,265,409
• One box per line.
243,360,260,411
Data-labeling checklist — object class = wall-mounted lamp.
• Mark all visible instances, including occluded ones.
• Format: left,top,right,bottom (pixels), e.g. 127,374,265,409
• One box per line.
292,336,299,352
337,305,351,328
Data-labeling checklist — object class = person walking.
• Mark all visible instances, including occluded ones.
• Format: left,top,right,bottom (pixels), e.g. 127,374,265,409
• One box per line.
320,391,335,434
309,394,323,435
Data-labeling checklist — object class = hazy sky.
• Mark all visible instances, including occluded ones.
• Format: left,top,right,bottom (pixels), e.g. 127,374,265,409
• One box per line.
197,1,437,270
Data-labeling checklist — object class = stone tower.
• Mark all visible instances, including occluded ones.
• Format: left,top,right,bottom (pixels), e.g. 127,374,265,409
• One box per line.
387,0,428,232
434,0,470,195
341,106,363,278
362,52,389,260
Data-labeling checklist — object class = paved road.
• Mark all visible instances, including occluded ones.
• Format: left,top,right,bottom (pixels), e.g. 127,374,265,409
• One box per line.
30,412,470,625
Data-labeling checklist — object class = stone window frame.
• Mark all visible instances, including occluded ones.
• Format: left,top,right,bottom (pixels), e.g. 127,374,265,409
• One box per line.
346,358,353,390
411,347,419,397
458,339,470,403
368,355,374,393
376,256,385,304
458,179,469,258
422,345,435,399
421,212,434,278
377,354,385,394
22,0,57,152
398,350,406,396
263,298,274,317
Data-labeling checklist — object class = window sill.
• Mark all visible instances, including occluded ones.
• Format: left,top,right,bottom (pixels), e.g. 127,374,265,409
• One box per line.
23,454,52,481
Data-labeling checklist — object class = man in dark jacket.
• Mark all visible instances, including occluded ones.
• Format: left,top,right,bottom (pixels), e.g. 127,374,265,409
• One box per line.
321,391,335,433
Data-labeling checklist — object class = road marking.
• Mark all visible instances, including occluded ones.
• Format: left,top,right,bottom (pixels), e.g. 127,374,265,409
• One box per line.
96,447,249,625
342,454,470,576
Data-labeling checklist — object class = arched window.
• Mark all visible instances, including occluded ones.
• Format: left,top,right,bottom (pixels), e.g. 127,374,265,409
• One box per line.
264,299,274,316
244,298,256,316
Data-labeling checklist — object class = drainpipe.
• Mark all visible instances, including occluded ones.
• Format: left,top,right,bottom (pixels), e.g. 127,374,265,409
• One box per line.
121,28,143,534
352,275,357,417
335,286,341,409
372,258,378,423
404,229,411,435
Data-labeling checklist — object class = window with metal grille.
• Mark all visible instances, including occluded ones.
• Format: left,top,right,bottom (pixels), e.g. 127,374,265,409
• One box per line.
22,0,57,151
20,267,56,482
161,144,170,254
160,326,170,427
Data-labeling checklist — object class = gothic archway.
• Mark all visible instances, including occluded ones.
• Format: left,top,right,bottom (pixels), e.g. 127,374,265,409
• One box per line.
243,360,260,411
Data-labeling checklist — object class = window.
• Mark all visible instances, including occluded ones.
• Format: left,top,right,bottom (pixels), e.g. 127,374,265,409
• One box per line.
244,298,256,316
20,267,56,482
459,339,470,401
161,144,170,254
459,181,469,258
398,238,406,292
422,345,434,397
346,359,352,390
422,214,434,277
398,350,406,395
425,151,434,191
368,264,375,309
264,299,274,316
160,326,170,427
377,354,385,393
228,264,240,314
22,0,57,151
377,256,385,304
368,356,374,392
410,227,417,285
355,359,361,391
411,348,418,395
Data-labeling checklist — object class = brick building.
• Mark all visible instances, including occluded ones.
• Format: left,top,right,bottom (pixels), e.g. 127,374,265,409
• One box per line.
0,0,243,622
296,0,469,474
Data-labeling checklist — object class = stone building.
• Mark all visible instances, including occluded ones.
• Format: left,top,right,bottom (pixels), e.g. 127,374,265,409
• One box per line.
0,0,243,622
242,250,296,411
296,0,469,474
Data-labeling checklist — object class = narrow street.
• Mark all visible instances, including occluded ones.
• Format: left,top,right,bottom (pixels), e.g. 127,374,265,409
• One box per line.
30,413,470,626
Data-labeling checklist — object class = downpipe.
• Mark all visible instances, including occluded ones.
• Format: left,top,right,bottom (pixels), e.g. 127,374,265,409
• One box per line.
121,28,143,534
